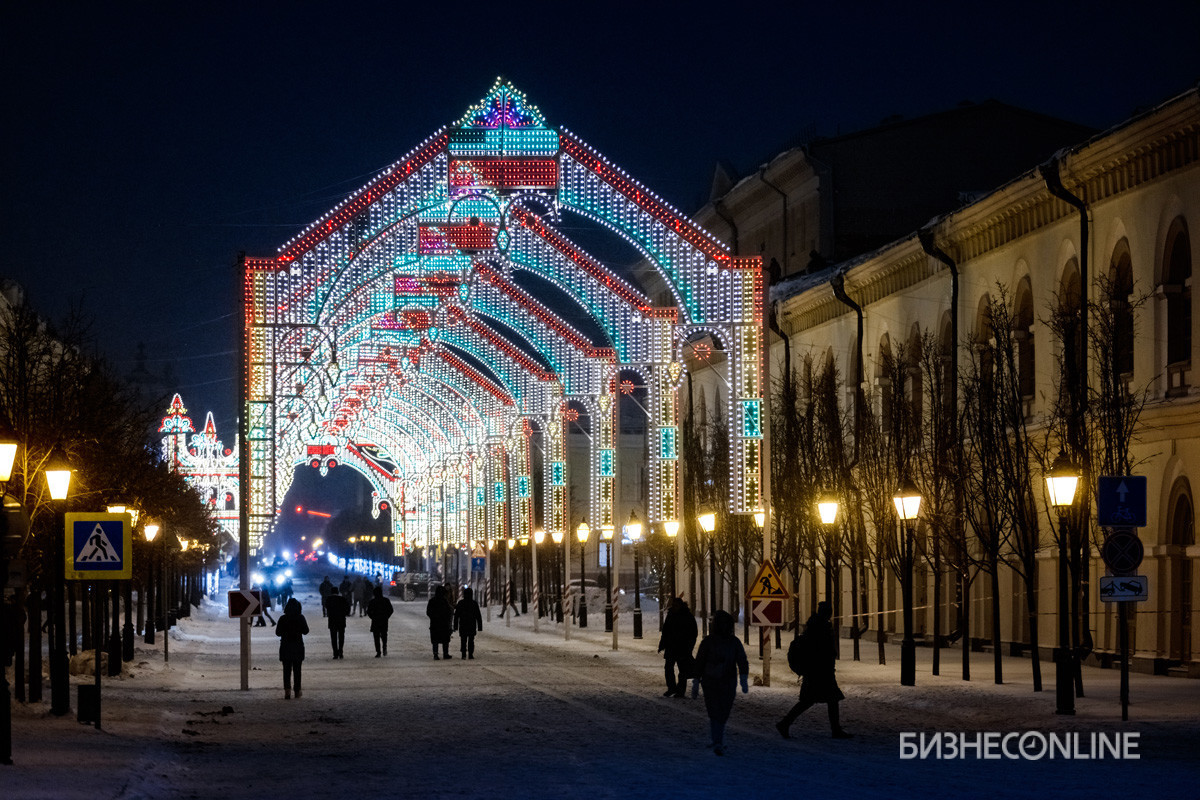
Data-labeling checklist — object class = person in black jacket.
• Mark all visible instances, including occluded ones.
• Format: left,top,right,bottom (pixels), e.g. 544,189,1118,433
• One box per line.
691,610,749,755
776,600,852,739
366,586,394,657
453,586,484,659
274,598,309,699
325,586,350,659
657,596,697,697
426,585,453,660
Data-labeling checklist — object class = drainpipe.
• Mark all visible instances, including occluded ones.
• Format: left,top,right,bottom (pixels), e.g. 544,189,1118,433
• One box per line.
1039,155,1093,703
758,167,789,274
829,271,864,466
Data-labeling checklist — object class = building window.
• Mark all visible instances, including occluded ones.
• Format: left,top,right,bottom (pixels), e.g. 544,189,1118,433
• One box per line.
1111,242,1135,379
1015,279,1035,401
1167,477,1194,663
1164,219,1192,393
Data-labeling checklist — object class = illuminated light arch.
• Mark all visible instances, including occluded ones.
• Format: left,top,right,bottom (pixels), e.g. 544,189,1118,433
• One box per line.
242,79,764,554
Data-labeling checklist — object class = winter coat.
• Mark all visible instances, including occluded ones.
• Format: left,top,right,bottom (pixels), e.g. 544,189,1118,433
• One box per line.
326,594,350,630
658,600,698,658
366,592,394,633
339,578,353,599
357,580,372,606
694,611,749,694
275,599,309,663
798,611,845,704
453,590,483,637
426,588,453,644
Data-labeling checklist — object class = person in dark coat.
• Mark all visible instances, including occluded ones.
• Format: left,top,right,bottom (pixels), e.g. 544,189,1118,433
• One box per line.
657,596,698,697
356,578,372,617
426,585,453,659
366,586,394,657
691,610,749,755
274,598,309,699
776,600,851,739
325,586,350,659
453,586,484,659
318,576,333,617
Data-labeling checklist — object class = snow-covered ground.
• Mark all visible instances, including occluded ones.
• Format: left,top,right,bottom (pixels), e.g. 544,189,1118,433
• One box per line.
6,570,1197,799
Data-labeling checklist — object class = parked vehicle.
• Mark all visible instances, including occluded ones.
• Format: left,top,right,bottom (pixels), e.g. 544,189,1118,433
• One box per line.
389,571,438,600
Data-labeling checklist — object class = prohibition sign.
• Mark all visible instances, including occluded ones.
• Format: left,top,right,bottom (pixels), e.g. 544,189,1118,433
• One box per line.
1101,528,1144,575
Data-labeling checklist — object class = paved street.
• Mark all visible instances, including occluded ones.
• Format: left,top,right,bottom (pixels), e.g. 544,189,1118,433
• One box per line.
7,571,1198,799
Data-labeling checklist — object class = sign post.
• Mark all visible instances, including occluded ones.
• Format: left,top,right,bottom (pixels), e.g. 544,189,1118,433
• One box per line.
747,559,789,688
1098,476,1147,722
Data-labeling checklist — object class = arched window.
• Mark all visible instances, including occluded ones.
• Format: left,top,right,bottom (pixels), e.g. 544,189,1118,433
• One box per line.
1167,477,1195,662
1164,218,1192,394
940,314,955,410
907,325,924,429
1110,241,1135,379
1014,278,1035,401
975,294,995,390
875,333,894,436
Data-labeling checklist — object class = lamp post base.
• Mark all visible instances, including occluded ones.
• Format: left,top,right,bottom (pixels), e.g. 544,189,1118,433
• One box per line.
633,606,642,639
578,601,587,629
604,603,613,632
900,639,916,686
1054,647,1076,715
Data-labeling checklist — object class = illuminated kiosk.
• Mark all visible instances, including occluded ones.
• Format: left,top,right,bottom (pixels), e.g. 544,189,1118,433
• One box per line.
240,80,765,579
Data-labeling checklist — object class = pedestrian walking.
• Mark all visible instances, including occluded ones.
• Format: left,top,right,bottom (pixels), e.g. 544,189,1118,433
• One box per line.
658,596,697,697
254,577,276,627
274,598,309,699
776,600,852,739
326,586,350,659
356,578,371,617
426,585,453,660
366,586,394,657
498,576,520,618
453,586,483,659
691,610,749,756
318,576,333,617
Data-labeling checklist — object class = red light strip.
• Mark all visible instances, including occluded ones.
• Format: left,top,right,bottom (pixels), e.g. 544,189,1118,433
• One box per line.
436,349,515,406
559,132,729,264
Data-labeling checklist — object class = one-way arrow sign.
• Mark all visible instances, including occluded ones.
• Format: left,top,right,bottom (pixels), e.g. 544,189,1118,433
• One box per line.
228,589,264,619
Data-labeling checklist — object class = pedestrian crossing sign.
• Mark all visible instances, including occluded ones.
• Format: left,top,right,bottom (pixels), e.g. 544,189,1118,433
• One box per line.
747,559,790,600
65,513,132,580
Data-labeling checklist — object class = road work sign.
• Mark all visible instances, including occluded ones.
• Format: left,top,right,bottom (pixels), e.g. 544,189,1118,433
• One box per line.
747,559,790,600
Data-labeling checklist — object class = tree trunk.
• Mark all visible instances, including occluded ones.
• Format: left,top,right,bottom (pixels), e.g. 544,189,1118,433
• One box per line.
27,589,41,703
932,545,942,676
990,564,1003,685
876,556,887,665
960,570,971,681
1026,579,1042,691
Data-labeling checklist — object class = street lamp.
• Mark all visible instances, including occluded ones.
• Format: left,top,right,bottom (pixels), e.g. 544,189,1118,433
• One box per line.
576,519,589,628
818,492,840,526
627,510,643,639
105,504,136,672
45,448,73,717
1046,450,1079,716
0,430,18,765
663,519,679,598
601,523,614,632
698,509,716,619
143,523,159,645
550,529,564,623
893,477,922,687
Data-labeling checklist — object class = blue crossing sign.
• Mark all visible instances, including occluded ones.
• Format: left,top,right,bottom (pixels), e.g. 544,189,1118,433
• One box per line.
1096,476,1147,528
64,513,132,580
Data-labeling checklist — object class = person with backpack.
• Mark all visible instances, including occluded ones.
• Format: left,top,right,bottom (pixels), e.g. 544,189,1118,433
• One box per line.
777,600,852,739
691,610,749,755
657,596,697,697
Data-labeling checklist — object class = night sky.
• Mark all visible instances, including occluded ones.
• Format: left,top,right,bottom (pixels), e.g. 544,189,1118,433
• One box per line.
4,0,1198,438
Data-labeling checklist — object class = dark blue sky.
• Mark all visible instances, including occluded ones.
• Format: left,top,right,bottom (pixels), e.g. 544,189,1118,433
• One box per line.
3,0,1198,435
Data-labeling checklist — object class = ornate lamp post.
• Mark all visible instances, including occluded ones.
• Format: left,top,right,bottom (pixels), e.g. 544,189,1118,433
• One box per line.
627,511,643,639
45,448,74,717
698,509,716,619
1046,451,1080,716
532,529,544,631
663,519,679,598
893,477,922,687
601,523,614,632
550,528,564,624
817,492,839,527
0,431,19,765
575,519,589,628
143,523,159,645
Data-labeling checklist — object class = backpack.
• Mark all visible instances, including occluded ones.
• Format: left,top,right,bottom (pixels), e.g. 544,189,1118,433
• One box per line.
787,635,810,677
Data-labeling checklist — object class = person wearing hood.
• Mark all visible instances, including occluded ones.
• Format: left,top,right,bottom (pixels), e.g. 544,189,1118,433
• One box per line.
426,585,454,660
453,586,484,659
776,600,852,739
366,585,394,657
657,596,697,697
691,610,749,755
274,598,309,699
